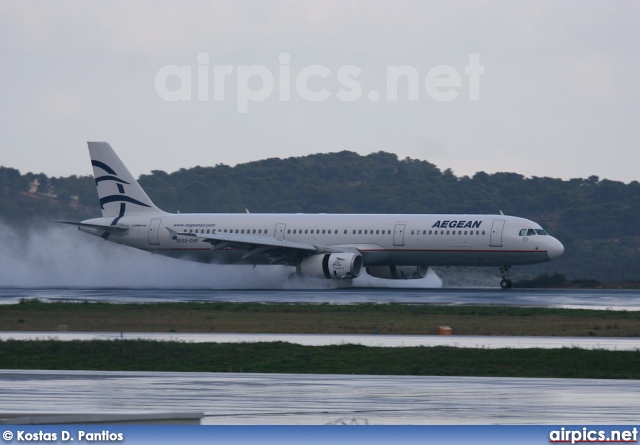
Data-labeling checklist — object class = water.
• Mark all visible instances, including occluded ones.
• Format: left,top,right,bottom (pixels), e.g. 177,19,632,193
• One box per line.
0,287,638,311
0,370,637,424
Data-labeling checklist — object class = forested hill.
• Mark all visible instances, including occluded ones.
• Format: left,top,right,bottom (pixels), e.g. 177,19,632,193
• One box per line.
1,151,638,281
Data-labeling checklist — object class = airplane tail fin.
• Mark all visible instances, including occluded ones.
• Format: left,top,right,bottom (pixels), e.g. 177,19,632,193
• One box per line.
88,141,166,219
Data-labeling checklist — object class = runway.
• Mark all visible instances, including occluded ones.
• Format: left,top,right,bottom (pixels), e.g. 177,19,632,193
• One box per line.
1,287,639,310
2,332,638,351
0,370,638,424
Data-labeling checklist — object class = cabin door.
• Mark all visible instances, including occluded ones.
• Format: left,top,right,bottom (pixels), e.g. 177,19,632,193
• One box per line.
149,218,162,245
393,224,405,246
490,220,505,247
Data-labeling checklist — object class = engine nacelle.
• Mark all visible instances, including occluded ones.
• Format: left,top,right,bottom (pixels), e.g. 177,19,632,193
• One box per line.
299,253,363,279
366,265,429,280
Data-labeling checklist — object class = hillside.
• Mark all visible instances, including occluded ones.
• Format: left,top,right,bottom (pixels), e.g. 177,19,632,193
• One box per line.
1,151,638,282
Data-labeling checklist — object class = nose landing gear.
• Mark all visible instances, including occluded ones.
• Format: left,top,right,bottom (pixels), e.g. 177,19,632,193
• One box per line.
499,266,512,289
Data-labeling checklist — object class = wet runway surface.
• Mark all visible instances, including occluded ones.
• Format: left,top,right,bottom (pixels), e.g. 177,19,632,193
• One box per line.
2,332,638,351
0,370,638,425
1,288,639,310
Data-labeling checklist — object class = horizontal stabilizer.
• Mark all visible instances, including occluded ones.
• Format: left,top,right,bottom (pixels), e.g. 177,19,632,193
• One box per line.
57,221,128,233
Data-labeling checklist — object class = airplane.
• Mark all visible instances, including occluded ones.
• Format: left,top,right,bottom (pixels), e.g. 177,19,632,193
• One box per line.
60,142,564,288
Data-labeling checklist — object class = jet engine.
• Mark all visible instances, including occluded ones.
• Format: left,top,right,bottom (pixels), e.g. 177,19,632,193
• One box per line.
366,265,429,280
299,253,363,279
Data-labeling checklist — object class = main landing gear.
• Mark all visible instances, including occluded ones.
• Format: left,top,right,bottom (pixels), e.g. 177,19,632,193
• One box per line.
499,266,512,289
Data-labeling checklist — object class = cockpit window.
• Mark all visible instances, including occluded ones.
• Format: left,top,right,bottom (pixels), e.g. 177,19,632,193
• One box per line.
520,228,550,236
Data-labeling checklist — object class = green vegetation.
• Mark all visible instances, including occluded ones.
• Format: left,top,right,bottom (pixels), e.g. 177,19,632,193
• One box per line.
3,301,640,337
1,340,639,379
513,272,569,288
513,273,640,289
2,302,639,378
2,151,639,281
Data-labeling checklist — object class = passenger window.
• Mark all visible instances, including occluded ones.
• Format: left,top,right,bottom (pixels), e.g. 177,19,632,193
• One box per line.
358,230,362,234
305,229,308,234
482,231,485,235
344,230,347,234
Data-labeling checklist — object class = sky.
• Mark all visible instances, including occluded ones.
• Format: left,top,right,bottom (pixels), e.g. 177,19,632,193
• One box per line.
1,1,639,183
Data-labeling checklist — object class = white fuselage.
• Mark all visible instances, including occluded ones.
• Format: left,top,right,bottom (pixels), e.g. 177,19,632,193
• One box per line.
80,213,564,267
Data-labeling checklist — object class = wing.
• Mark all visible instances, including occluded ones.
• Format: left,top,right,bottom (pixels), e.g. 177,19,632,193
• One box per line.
166,228,359,264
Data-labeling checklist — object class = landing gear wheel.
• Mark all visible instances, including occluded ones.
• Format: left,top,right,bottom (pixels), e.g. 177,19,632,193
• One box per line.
499,266,512,289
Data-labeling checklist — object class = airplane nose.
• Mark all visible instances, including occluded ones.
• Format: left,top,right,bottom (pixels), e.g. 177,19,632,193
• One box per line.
548,237,564,260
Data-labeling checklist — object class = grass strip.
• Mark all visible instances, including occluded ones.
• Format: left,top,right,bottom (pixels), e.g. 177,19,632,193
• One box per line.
1,340,639,379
